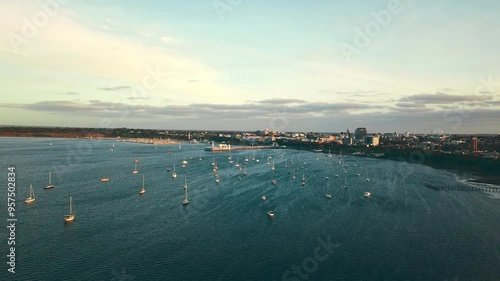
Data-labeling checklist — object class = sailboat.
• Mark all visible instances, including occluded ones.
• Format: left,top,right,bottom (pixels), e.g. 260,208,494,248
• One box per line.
183,175,188,190
215,175,220,184
271,179,277,185
365,171,370,182
64,196,75,222
211,156,216,166
243,166,247,175
172,164,177,179
45,172,54,189
326,181,332,199
235,158,240,168
132,162,139,174
267,211,275,218
363,191,371,198
24,184,35,204
139,175,146,194
271,160,275,171
199,153,202,161
301,174,306,186
183,182,189,205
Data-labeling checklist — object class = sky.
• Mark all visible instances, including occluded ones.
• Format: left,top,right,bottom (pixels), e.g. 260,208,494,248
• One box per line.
0,0,499,133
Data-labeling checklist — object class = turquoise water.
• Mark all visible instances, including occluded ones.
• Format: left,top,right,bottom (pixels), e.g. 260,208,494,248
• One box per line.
0,137,499,281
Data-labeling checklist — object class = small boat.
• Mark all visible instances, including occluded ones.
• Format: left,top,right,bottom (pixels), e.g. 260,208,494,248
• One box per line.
183,183,189,205
49,141,52,146
139,175,146,195
271,160,275,171
134,159,139,164
64,196,75,222
100,177,110,182
132,162,139,174
235,158,240,168
363,191,371,198
301,174,306,186
314,149,323,153
215,176,220,184
261,195,266,201
271,179,277,185
267,211,275,218
211,156,216,166
45,172,54,189
199,153,202,161
25,184,35,204
325,181,332,199
166,167,172,172
172,164,177,179
183,176,188,190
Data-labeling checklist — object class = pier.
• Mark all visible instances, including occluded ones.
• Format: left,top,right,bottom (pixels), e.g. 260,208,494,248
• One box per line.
424,184,500,192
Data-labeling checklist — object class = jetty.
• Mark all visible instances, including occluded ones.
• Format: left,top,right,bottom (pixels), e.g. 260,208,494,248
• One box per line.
424,184,500,192
205,142,272,152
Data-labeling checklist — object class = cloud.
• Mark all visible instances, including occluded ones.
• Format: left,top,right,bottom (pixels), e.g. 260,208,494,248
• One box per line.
99,86,131,91
160,36,180,45
403,93,492,104
395,103,427,108
256,98,306,105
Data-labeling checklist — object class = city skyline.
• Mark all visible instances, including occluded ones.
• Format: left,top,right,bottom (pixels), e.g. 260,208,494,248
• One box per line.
1,0,499,133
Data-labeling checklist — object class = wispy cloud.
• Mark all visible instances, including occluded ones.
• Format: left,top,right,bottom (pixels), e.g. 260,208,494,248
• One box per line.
98,86,131,91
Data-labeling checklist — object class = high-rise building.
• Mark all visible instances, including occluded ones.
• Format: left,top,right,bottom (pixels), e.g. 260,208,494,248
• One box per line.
471,137,478,152
354,127,367,139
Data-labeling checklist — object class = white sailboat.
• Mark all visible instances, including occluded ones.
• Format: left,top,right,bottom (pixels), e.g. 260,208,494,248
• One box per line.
271,160,275,171
267,211,275,218
172,164,177,179
45,172,54,189
139,175,146,194
365,171,370,182
25,184,35,204
363,191,371,198
301,174,306,186
183,175,188,190
199,153,202,161
326,181,332,199
64,196,75,222
235,158,240,168
132,162,139,174
215,175,220,184
211,156,216,166
183,183,189,205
